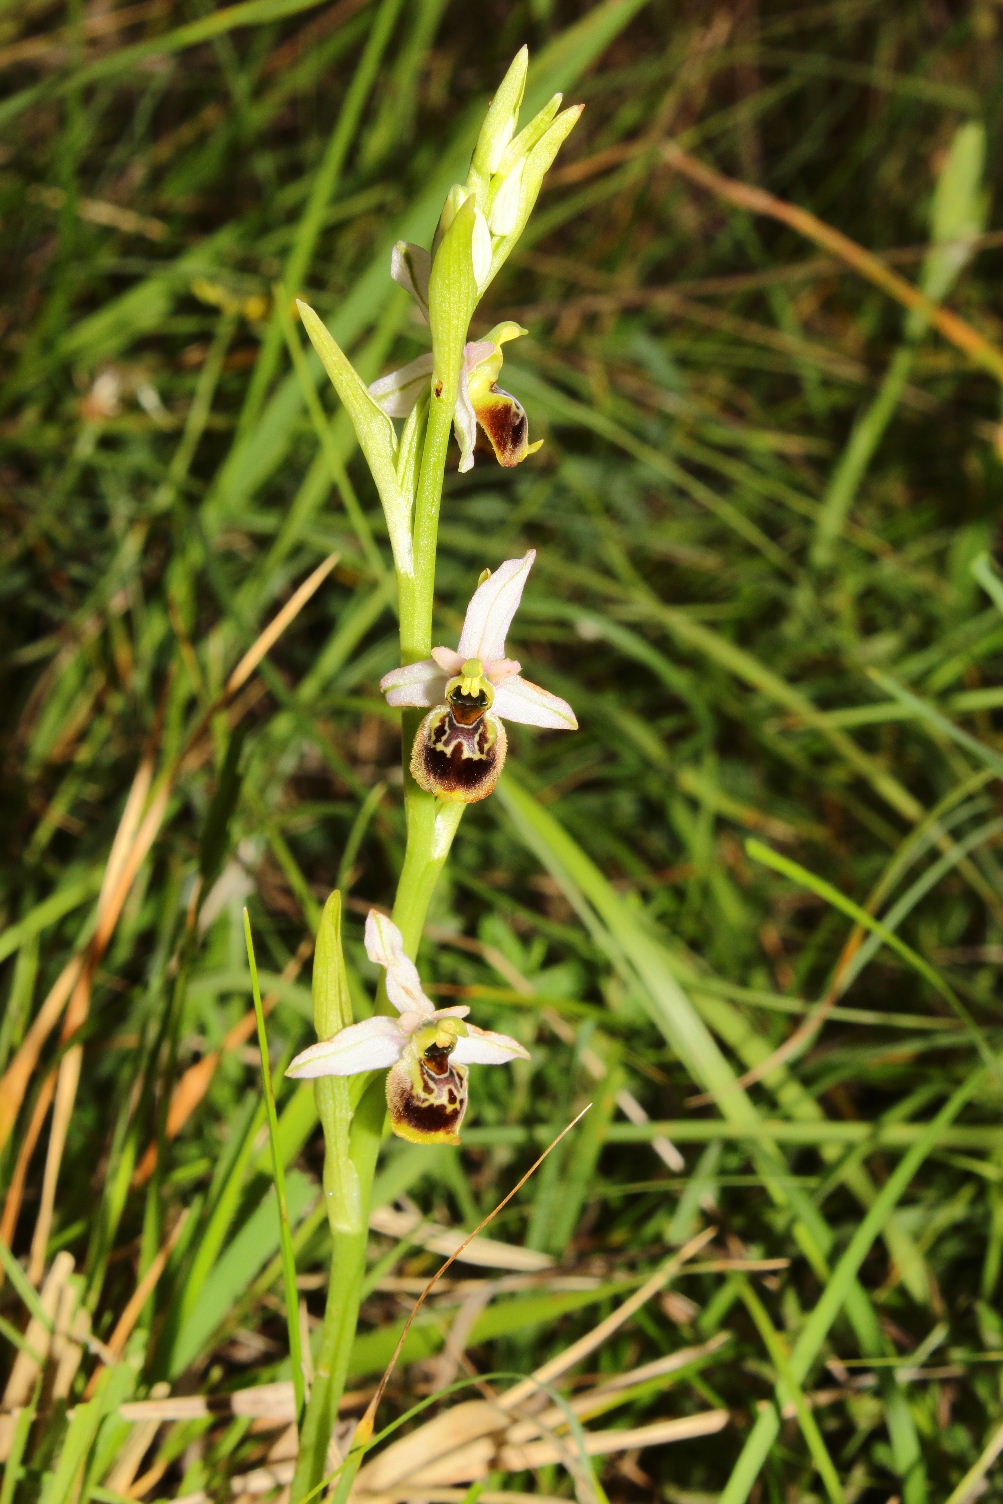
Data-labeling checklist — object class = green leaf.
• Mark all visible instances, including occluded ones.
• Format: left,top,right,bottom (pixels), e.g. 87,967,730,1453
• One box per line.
245,910,306,1421
312,891,363,1234
313,890,353,1039
296,298,413,575
918,121,987,315
395,389,428,499
719,1071,982,1503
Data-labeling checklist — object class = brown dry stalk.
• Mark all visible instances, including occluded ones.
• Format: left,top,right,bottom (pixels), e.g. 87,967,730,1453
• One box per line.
660,141,1003,384
83,1210,191,1397
354,1106,595,1448
28,776,172,1281
502,1225,718,1412
2,1251,75,1411
0,1069,56,1254
355,1278,725,1497
353,1225,720,1499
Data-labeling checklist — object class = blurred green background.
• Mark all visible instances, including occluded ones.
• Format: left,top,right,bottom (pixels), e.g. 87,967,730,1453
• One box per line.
2,1,1001,1500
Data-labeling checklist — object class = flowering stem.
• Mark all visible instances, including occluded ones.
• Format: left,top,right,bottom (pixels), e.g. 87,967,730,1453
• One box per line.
393,779,465,948
286,48,583,1499
291,309,466,1504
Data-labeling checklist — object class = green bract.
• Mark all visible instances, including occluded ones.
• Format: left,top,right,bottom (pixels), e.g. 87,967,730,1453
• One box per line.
295,298,414,577
427,195,482,399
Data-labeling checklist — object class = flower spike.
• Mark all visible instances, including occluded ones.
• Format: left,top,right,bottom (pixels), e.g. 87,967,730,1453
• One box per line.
286,913,528,1144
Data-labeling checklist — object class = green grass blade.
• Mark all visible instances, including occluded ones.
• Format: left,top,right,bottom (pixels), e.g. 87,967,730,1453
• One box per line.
245,907,306,1422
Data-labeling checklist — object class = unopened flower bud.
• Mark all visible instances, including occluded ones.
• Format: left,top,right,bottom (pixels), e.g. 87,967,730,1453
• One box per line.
488,159,525,236
470,46,529,182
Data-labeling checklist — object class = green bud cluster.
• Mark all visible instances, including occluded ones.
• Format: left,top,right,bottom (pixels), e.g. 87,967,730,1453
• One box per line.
440,46,584,300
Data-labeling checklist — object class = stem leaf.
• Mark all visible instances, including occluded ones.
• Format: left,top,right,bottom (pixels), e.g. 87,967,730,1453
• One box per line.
296,298,414,575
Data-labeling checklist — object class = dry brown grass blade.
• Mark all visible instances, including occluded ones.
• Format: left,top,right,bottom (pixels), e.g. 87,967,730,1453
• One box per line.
367,1338,734,1492
498,1410,731,1469
6,556,338,1274
355,1394,730,1497
224,553,340,701
660,141,1003,384
355,1229,720,1497
370,1205,554,1272
51,1295,91,1403
104,1402,169,1498
353,1105,593,1450
357,1492,572,1504
0,1068,56,1257
503,1225,717,1412
28,1042,87,1285
2,1250,75,1411
356,1405,729,1498
0,956,82,1151
83,1208,191,1397
120,1381,299,1425
28,775,171,1281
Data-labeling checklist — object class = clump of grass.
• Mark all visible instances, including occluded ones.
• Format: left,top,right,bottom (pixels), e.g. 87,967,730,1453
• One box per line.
1,2,1000,1502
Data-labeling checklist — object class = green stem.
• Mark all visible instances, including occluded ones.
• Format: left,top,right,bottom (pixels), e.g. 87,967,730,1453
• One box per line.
399,368,457,660
393,787,465,950
289,1079,384,1501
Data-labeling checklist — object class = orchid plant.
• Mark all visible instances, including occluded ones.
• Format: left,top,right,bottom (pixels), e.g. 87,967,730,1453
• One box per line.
282,49,582,1500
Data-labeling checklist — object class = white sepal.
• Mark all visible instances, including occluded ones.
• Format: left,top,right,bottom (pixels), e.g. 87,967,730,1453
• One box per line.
369,354,433,418
286,1016,404,1079
379,658,447,708
453,370,479,473
391,241,431,321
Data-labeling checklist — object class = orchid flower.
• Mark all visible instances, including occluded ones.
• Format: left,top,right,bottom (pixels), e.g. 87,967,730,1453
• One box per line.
369,298,542,474
380,550,577,803
286,911,528,1144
